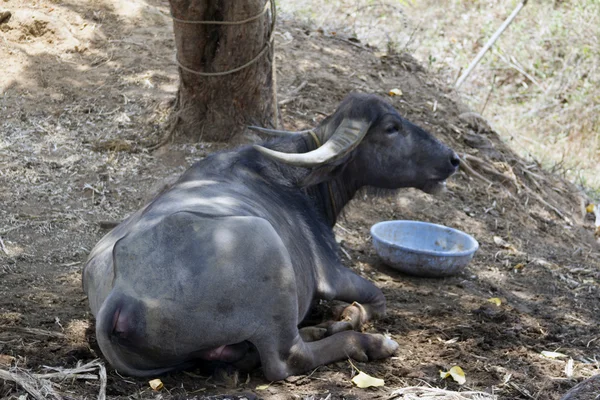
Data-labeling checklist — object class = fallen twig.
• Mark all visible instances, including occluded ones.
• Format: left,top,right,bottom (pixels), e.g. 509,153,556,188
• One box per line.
0,235,7,255
402,18,423,52
507,381,535,399
0,326,67,339
97,361,107,400
522,184,570,223
461,153,570,222
389,385,498,399
278,81,308,106
340,245,352,261
332,36,372,51
459,156,493,186
108,39,152,51
522,169,543,190
462,154,518,189
33,372,97,380
35,360,105,381
480,74,497,115
495,49,544,90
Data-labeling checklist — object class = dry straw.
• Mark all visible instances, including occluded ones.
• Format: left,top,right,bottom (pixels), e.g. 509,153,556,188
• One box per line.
0,359,107,400
389,386,497,400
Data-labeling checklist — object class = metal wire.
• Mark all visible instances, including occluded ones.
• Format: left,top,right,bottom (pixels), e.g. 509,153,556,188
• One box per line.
170,0,270,25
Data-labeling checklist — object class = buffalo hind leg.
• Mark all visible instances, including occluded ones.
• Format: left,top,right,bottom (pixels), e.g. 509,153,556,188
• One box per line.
253,328,398,381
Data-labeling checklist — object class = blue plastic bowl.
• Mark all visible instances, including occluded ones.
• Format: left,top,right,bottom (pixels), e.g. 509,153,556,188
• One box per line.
370,220,479,277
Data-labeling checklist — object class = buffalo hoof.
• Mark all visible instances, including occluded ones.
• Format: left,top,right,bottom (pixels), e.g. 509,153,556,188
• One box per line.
299,326,328,342
347,333,399,362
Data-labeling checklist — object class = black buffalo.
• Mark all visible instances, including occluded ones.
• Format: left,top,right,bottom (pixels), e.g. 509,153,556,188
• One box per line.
83,93,459,380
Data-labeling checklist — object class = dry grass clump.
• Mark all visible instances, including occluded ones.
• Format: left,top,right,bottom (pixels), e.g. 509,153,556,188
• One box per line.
390,386,497,400
279,0,600,195
0,359,107,400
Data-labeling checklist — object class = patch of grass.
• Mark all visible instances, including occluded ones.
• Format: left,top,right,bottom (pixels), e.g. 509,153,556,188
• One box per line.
279,0,600,197
418,0,600,196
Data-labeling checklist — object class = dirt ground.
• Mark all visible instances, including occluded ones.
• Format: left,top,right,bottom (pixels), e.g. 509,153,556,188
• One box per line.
1,1,600,399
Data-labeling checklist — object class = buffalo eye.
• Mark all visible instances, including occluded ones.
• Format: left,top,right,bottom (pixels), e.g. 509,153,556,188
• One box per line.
384,124,399,136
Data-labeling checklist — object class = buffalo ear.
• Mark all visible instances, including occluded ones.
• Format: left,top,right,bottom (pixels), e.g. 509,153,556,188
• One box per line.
298,156,351,187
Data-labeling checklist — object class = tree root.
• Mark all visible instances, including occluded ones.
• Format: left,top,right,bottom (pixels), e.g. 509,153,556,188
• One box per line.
460,153,572,223
459,155,493,186
463,154,518,189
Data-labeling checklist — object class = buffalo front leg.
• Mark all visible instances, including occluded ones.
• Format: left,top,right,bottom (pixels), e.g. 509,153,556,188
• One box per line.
319,267,387,335
253,328,398,381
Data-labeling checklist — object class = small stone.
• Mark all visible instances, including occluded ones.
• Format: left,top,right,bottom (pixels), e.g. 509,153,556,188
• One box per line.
0,10,11,25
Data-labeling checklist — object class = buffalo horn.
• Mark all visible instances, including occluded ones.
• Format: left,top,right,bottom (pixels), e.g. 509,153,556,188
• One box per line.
253,119,369,167
248,126,312,136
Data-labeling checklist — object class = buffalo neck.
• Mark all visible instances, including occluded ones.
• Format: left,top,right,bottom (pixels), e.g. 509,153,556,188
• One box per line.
253,133,362,227
300,133,361,228
322,168,362,226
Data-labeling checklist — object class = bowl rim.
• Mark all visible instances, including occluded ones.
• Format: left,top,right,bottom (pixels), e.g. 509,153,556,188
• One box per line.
370,220,479,257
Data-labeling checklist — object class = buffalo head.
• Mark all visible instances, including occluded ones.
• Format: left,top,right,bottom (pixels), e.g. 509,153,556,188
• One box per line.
252,93,459,194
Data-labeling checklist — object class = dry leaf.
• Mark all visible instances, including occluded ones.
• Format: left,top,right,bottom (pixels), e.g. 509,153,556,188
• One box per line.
487,297,502,306
389,88,403,96
352,371,385,388
449,366,466,385
256,384,271,391
348,358,385,388
149,379,163,391
440,366,466,385
541,351,568,359
0,354,14,367
585,204,600,237
493,236,518,252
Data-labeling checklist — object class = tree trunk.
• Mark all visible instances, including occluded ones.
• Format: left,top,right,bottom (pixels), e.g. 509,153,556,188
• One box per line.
169,0,278,142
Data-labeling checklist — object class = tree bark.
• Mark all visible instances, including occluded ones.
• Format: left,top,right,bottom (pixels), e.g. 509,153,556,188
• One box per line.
169,0,278,142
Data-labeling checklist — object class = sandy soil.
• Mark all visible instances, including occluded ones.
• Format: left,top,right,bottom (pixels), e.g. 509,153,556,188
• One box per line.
1,1,600,399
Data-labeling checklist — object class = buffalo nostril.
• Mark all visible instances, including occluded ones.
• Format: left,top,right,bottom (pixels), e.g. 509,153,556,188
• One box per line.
111,309,129,339
449,153,460,168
